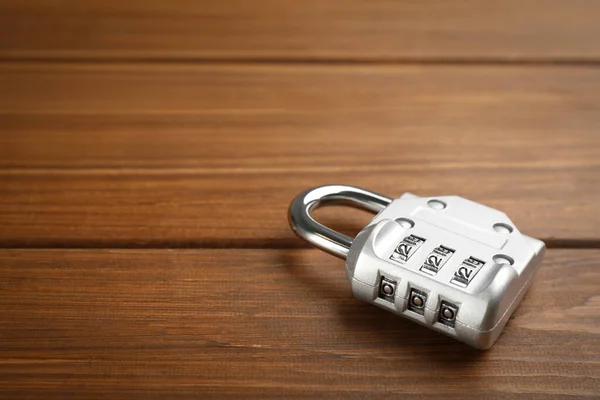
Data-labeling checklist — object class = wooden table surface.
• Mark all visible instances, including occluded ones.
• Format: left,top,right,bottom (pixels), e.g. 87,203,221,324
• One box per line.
1,2,599,399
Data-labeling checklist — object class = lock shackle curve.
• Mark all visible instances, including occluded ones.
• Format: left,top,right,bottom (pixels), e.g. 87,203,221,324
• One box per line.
288,185,392,259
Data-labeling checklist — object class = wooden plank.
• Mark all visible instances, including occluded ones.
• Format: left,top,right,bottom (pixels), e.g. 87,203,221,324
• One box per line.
1,1,600,61
0,64,599,246
1,169,600,248
0,249,597,398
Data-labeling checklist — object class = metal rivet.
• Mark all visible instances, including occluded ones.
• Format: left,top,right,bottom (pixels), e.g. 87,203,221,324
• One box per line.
493,223,513,234
382,283,395,295
408,289,427,315
442,308,455,320
493,254,514,265
411,295,424,307
427,199,446,210
438,301,458,327
395,217,415,229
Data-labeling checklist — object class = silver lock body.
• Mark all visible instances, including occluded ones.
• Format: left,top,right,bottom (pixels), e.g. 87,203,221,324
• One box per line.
346,193,545,349
289,185,545,349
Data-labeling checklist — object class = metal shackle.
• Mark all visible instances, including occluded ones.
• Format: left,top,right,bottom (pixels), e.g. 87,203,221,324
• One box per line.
288,185,392,259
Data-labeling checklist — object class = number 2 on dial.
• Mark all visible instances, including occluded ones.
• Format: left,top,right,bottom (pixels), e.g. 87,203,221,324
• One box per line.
455,266,473,280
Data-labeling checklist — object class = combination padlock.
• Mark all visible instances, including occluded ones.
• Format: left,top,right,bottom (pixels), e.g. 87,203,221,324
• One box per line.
288,185,545,349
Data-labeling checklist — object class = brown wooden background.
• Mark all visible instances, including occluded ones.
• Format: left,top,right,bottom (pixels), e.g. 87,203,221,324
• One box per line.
0,1,599,399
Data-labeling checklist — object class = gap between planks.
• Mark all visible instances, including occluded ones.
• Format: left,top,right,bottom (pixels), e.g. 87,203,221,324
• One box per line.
2,57,600,68
0,238,598,251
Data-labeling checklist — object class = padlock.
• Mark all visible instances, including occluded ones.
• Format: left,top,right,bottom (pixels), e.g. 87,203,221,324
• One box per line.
288,185,545,349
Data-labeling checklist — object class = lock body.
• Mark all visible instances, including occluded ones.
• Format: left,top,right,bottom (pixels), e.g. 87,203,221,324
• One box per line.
289,186,545,349
346,193,544,349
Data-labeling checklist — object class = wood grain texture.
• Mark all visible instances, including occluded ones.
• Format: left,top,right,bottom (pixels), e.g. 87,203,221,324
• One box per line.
0,249,598,399
1,64,599,246
1,1,598,398
1,1,600,61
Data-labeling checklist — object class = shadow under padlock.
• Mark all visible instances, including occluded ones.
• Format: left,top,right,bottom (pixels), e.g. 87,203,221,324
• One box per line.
278,249,484,367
